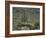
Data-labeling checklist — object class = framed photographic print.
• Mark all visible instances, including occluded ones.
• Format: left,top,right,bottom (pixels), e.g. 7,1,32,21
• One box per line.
5,1,45,37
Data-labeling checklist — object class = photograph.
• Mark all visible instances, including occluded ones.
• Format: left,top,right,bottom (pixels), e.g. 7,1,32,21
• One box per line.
13,7,40,31
10,4,43,34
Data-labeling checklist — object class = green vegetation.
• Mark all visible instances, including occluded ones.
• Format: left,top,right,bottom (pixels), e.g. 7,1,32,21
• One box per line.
13,22,40,30
13,7,40,31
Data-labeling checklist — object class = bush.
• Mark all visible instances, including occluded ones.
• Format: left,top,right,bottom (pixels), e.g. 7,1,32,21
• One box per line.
34,22,40,29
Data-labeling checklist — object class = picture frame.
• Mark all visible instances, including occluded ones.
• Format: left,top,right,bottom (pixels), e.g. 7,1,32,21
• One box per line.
5,1,45,37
